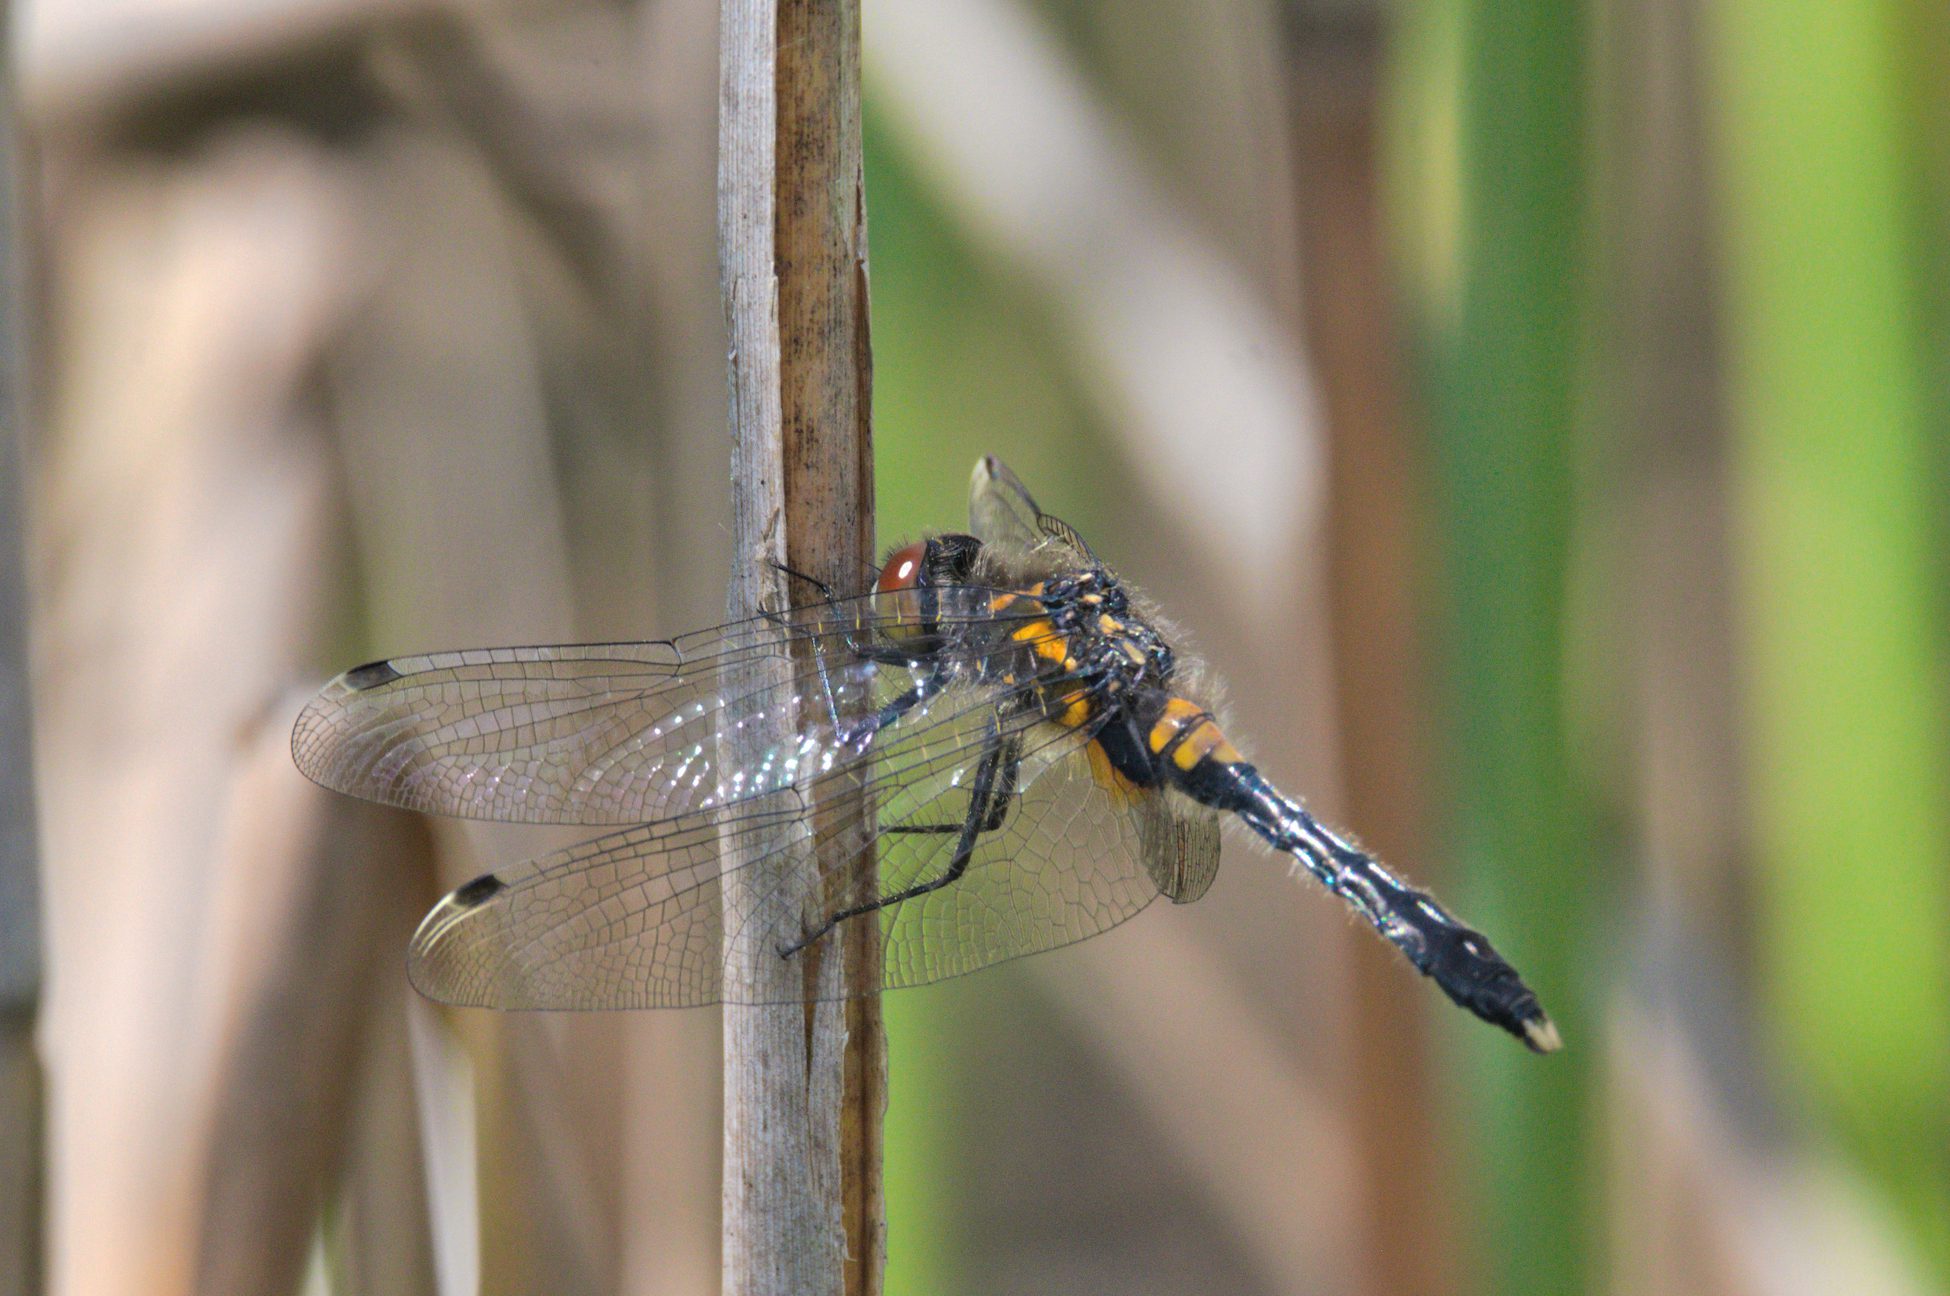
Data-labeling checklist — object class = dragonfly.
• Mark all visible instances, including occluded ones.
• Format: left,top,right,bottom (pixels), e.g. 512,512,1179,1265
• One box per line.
293,455,1559,1052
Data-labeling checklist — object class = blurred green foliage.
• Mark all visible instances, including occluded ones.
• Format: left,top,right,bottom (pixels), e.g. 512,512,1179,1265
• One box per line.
1416,4,1599,1292
1708,0,1950,1278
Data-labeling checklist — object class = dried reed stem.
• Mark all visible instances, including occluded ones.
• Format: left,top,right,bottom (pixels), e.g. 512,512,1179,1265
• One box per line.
719,0,880,1290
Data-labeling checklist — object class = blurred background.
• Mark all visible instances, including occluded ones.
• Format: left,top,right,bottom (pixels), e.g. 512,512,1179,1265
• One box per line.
6,0,1949,1292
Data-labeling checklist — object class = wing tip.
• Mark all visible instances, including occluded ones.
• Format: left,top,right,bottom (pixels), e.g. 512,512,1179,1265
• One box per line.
407,872,510,1008
451,873,507,908
289,691,340,786
971,453,1030,502
342,658,404,691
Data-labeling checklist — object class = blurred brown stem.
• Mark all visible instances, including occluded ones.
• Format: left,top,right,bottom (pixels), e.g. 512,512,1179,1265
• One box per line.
1287,9,1458,1296
719,0,880,1292
0,0,44,1284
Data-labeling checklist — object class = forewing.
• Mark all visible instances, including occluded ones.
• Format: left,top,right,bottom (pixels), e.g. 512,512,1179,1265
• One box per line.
407,712,1174,1008
291,588,1041,826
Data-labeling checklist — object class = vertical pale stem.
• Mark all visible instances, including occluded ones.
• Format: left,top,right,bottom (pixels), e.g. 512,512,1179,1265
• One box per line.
719,0,880,1290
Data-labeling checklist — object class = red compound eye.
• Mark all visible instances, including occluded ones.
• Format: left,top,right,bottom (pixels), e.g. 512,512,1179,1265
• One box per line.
876,541,927,594
874,541,933,642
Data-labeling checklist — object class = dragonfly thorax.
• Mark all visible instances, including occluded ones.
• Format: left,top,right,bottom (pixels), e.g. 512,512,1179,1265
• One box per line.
1025,567,1175,691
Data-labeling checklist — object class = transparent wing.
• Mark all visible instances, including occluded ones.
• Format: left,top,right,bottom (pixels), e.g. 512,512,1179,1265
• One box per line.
969,454,1098,562
1135,796,1222,905
407,710,1198,1008
873,721,1189,990
969,455,1047,549
291,588,1047,827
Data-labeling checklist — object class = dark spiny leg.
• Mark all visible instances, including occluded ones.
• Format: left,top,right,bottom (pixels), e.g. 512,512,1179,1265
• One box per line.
756,564,831,634
835,662,949,749
778,734,1015,957
882,739,1018,833
851,639,934,668
760,555,945,665
768,559,838,604
755,562,852,668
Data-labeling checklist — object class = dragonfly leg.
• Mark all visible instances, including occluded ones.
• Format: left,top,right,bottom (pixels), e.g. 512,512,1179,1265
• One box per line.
767,559,839,604
850,639,931,668
834,662,950,750
778,733,1018,958
880,739,1019,834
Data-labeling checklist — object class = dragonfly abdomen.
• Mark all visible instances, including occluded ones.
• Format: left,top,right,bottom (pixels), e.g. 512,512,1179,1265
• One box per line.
1075,689,1240,795
1149,711,1561,1053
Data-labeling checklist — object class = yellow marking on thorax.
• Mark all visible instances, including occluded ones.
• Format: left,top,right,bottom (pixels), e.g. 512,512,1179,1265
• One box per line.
1011,615,1076,669
1053,688,1094,729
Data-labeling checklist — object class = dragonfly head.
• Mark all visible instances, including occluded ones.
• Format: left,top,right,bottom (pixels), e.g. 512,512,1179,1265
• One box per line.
875,533,983,645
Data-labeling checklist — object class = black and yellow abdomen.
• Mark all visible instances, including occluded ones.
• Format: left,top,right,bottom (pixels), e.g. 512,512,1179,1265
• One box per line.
1145,697,1241,773
1078,689,1247,802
